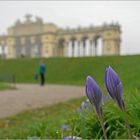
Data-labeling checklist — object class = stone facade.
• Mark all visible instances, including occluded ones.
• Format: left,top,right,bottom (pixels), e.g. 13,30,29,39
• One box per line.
0,14,121,58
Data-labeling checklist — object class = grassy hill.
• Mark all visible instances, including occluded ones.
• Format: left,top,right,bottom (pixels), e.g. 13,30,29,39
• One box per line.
0,55,140,91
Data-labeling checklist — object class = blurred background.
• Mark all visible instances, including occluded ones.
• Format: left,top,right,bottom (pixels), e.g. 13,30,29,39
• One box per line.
0,1,140,55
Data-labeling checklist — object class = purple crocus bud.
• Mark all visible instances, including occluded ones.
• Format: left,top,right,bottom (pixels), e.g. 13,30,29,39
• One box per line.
63,137,71,140
105,66,125,111
81,101,87,110
86,76,103,118
63,136,82,140
61,124,69,131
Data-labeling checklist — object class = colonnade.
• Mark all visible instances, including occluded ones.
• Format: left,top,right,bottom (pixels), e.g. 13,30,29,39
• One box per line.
67,39,98,57
20,45,40,57
0,37,103,58
0,44,41,58
15,37,41,58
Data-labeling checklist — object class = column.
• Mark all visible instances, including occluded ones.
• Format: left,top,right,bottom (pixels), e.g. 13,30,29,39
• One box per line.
74,40,78,57
71,40,75,57
6,45,10,58
31,45,35,57
36,36,41,57
89,40,93,56
11,45,16,58
94,40,97,56
92,40,96,56
85,39,90,56
65,42,67,57
2,45,4,58
68,40,72,57
79,41,83,57
77,41,80,57
33,45,36,57
26,37,31,57
21,45,26,57
63,42,68,57
4,45,8,58
83,40,86,56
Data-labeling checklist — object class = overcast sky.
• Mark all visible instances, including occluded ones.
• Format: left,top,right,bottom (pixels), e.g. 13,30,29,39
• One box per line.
0,1,140,55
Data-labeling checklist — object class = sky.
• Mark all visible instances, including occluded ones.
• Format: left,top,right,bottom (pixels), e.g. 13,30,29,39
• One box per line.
0,1,140,55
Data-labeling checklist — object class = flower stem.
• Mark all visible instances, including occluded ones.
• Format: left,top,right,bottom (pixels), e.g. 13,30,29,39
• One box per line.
123,111,133,139
99,116,108,140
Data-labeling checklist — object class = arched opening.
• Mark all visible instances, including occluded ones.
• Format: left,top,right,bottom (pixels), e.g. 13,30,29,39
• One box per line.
81,36,91,56
21,45,26,57
71,37,76,57
67,37,78,57
34,44,40,56
94,36,103,56
19,37,32,58
58,38,65,56
2,45,8,58
35,36,42,57
82,37,87,56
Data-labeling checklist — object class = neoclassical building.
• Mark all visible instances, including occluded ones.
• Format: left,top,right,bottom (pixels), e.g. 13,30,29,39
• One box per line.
0,14,121,58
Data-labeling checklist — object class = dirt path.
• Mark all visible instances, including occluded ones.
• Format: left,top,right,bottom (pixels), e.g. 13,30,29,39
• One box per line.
0,84,85,119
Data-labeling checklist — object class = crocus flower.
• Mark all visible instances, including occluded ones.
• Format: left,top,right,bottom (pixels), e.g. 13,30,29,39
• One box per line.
63,136,82,140
61,124,70,132
81,101,87,110
105,66,125,111
86,76,103,118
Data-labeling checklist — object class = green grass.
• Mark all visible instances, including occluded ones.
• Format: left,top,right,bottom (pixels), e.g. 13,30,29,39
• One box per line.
0,91,140,139
0,55,140,91
0,97,85,139
0,82,15,90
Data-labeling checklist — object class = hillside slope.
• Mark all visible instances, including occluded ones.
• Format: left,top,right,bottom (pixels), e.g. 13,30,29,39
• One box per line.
0,55,140,91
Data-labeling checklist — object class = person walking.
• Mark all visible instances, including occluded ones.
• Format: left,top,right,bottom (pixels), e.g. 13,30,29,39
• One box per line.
38,59,46,86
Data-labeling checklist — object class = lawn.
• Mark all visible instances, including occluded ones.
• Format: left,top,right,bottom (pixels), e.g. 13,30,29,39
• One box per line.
0,55,140,91
0,90,140,139
0,97,85,139
0,82,15,90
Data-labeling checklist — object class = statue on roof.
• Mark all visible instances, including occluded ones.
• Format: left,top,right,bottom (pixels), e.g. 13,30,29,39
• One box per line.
15,19,21,25
36,16,43,23
25,14,32,23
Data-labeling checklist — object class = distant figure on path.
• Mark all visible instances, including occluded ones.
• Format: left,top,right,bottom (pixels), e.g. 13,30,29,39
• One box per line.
38,59,46,86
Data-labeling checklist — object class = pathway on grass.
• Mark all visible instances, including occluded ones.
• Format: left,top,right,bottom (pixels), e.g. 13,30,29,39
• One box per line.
0,84,85,118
